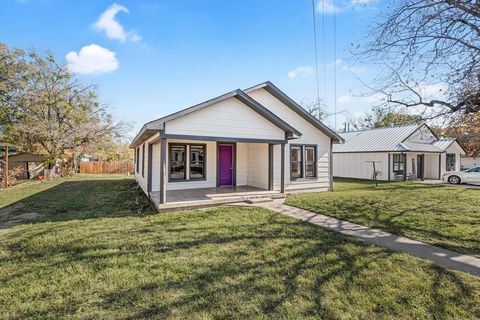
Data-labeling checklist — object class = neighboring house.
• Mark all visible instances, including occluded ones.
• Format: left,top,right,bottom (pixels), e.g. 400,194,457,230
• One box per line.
130,81,343,211
78,154,95,162
1,151,45,179
461,155,479,169
333,124,466,181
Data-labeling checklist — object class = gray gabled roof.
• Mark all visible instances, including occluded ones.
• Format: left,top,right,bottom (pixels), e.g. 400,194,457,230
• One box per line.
130,88,302,148
244,81,344,143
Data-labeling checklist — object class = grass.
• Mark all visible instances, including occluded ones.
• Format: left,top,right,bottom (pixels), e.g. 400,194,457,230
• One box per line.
0,174,154,228
286,178,480,258
1,175,480,319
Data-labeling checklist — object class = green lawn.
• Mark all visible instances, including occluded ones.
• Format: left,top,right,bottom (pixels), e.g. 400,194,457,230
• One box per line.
1,176,480,319
286,178,480,258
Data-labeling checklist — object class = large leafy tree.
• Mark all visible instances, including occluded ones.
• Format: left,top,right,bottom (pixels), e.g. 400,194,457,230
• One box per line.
0,44,29,134
358,0,480,118
348,106,423,131
1,44,126,170
438,113,480,156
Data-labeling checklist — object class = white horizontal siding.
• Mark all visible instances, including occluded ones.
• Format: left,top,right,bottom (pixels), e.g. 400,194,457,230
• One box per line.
164,97,285,140
247,143,269,189
462,157,480,169
333,152,389,181
247,88,332,191
236,143,248,186
134,132,160,196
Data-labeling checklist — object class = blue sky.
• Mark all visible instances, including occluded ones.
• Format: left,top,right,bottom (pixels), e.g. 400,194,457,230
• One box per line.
0,0,382,136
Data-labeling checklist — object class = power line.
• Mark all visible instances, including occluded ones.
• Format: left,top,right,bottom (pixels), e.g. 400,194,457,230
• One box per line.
333,0,338,129
311,0,320,104
321,0,326,104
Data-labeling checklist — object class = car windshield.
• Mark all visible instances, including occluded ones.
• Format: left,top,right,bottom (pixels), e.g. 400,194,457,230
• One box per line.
465,167,480,172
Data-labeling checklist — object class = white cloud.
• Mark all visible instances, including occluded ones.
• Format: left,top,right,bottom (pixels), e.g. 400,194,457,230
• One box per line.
316,0,342,13
316,0,376,14
338,95,351,103
93,3,141,42
419,83,447,97
66,44,119,75
288,66,314,79
351,0,376,4
342,64,367,73
363,92,387,104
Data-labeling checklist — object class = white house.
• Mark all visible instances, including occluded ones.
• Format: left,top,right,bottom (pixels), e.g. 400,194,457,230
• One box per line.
461,155,479,169
130,82,343,211
333,124,466,181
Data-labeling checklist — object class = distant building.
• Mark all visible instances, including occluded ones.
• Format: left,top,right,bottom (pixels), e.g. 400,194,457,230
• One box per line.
2,151,45,179
333,124,466,181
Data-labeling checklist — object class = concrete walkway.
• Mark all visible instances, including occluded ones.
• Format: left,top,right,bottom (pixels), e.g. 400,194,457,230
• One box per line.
256,199,480,277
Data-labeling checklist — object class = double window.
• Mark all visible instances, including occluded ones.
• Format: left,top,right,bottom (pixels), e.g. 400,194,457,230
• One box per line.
169,144,206,181
290,145,317,180
446,153,456,171
393,154,405,173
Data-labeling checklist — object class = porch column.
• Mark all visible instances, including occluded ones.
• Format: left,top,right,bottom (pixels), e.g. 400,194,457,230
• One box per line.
159,138,167,204
280,143,286,193
268,144,273,191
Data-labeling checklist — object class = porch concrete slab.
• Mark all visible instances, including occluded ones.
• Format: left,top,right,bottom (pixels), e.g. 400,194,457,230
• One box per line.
150,186,282,212
256,199,480,277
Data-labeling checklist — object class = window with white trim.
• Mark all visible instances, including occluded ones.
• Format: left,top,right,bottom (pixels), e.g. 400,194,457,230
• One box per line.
169,144,206,181
290,145,317,180
446,153,456,171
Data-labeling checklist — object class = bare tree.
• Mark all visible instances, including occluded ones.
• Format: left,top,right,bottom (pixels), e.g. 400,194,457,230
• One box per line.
357,0,480,118
300,98,328,121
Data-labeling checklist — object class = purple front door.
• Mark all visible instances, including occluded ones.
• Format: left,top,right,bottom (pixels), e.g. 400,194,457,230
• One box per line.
218,144,234,186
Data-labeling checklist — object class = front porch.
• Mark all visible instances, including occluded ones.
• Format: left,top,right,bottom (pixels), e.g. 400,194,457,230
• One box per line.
389,152,442,181
150,186,284,211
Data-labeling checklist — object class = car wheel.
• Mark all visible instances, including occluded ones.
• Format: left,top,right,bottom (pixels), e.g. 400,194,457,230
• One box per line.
448,175,461,184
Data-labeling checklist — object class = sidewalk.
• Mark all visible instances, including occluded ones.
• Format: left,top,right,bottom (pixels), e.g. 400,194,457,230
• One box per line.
256,199,480,277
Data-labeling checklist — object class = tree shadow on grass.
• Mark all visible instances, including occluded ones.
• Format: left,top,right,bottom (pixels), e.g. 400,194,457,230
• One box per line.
0,178,155,229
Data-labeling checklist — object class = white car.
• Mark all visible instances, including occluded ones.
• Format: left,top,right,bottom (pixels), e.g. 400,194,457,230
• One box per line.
443,166,480,185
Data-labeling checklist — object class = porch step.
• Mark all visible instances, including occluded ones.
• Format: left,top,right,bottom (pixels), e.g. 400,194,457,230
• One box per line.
245,197,274,204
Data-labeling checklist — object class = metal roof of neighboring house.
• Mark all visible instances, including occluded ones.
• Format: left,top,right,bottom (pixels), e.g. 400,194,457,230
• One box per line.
401,141,443,152
333,124,461,153
432,138,456,150
333,125,421,153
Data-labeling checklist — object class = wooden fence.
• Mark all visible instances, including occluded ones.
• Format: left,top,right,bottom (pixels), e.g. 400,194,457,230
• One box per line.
79,161,134,174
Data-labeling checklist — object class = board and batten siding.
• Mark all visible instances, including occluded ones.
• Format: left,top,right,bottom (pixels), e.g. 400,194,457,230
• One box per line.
164,97,285,140
333,152,389,181
247,88,332,191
